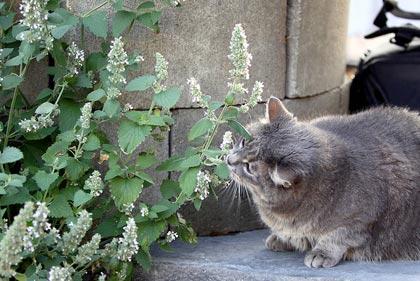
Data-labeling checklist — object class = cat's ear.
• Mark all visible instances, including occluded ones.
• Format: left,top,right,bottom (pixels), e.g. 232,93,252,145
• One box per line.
266,96,293,123
269,164,297,189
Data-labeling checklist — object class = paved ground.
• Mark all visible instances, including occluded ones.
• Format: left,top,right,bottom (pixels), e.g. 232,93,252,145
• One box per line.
136,229,420,281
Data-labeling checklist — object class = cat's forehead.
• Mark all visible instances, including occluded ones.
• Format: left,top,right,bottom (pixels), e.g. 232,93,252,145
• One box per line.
246,118,269,138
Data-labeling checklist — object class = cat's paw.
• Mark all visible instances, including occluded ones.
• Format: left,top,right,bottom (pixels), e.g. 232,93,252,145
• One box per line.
265,234,293,252
304,250,340,268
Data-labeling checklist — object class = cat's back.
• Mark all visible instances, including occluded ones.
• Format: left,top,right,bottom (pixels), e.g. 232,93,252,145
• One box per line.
310,107,420,150
310,107,420,260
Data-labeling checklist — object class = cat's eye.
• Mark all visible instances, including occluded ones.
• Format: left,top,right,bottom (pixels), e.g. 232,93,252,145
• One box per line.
244,162,253,176
240,138,245,148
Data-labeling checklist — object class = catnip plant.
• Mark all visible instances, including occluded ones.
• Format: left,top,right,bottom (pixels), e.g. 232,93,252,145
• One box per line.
0,0,263,280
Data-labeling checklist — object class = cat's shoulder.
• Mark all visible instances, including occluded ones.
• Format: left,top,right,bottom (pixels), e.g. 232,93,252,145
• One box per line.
310,106,419,128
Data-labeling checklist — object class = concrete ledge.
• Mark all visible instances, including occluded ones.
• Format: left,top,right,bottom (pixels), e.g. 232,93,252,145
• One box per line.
137,229,420,281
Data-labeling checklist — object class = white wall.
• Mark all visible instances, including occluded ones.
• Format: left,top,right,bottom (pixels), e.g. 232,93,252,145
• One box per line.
347,0,420,64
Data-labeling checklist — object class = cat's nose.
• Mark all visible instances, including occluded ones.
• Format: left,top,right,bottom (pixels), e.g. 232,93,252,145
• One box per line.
226,153,239,166
226,155,233,166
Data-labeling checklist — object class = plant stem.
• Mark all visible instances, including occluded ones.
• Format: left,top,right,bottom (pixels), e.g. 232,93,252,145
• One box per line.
81,24,85,53
3,64,29,150
74,128,85,160
82,1,110,18
54,82,67,106
202,105,227,152
148,100,155,115
2,87,18,150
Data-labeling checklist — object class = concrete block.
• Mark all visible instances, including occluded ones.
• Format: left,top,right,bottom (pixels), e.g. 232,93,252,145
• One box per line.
286,0,349,98
137,229,420,281
66,0,287,109
21,60,49,105
284,85,349,120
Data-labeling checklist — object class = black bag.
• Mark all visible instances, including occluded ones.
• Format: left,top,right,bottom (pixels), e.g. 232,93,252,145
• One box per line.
349,0,420,113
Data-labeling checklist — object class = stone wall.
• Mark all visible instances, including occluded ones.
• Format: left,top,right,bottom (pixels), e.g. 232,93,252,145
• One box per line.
27,0,350,235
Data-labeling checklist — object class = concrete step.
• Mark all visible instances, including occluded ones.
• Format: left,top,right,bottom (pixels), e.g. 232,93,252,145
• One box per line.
136,229,420,281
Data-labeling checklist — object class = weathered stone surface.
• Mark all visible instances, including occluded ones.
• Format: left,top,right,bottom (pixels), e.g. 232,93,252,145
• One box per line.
284,84,349,120
99,122,169,204
286,0,349,98
137,229,420,281
67,0,288,109
21,60,49,104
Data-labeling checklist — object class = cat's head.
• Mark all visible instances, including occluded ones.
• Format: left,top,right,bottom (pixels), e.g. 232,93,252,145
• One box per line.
227,97,320,211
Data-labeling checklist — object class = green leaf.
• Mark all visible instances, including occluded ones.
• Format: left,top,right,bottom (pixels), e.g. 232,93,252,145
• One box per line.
0,48,13,59
153,87,181,109
0,173,26,189
5,55,23,66
73,190,93,207
36,88,53,101
51,41,67,66
112,10,136,36
138,1,155,10
157,155,185,172
51,24,73,38
126,111,166,126
160,179,180,200
0,147,23,164
137,11,161,30
19,41,35,63
179,167,199,196
82,11,108,38
33,171,58,191
209,101,224,111
2,74,23,90
0,13,15,30
222,106,239,120
125,75,156,92
135,171,154,185
23,126,57,140
104,98,121,118
14,273,26,281
65,158,89,181
42,141,69,165
227,120,252,140
179,154,201,170
35,102,56,114
93,110,107,120
135,248,152,271
188,118,213,141
118,120,152,154
46,0,61,10
136,153,157,169
113,0,124,10
0,186,31,206
193,198,202,210
215,163,230,180
59,99,81,132
137,220,166,245
54,8,79,26
105,166,123,181
109,177,143,207
86,89,106,101
95,217,121,238
83,134,100,151
49,194,73,218
86,52,107,71
75,73,93,88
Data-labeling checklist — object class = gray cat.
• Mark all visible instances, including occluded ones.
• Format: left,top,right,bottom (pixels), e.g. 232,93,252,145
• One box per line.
227,97,420,268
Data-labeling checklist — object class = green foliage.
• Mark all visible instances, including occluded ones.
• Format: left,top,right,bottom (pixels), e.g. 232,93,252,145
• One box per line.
0,1,261,280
